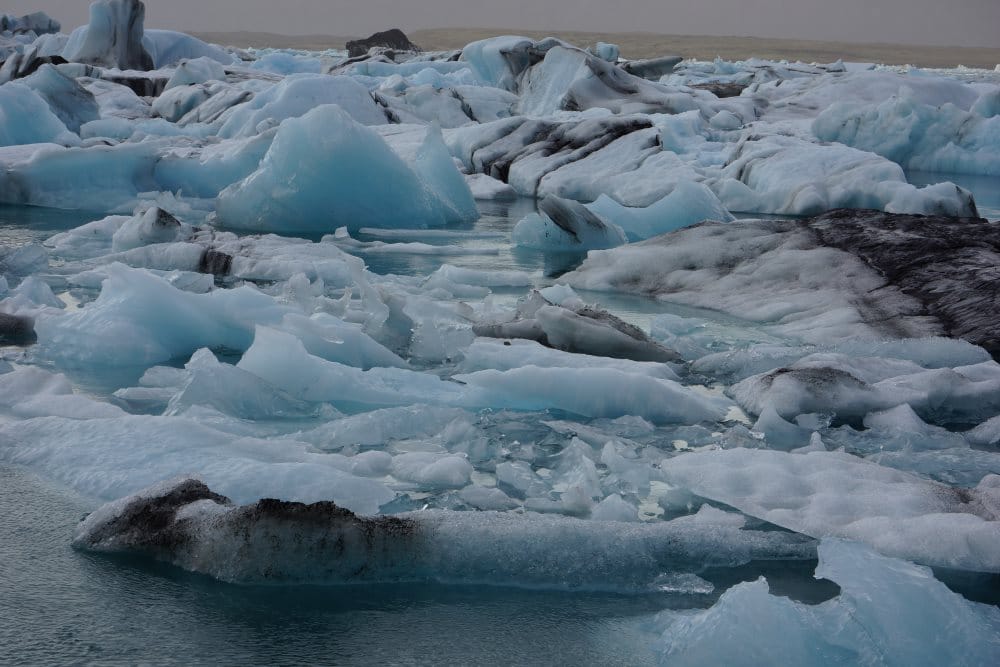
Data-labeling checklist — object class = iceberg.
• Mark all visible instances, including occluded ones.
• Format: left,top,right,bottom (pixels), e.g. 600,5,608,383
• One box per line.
216,105,477,232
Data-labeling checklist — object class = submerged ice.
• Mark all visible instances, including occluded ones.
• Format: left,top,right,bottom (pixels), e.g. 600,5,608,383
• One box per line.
1,2,1000,662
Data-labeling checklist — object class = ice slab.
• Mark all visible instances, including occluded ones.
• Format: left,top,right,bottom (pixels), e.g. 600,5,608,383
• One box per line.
662,448,1000,571
72,477,815,590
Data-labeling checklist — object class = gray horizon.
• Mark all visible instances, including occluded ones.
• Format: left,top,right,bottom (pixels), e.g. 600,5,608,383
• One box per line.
4,0,999,49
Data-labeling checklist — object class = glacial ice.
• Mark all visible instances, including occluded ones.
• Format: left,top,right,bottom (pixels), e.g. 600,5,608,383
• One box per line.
63,0,153,71
0,8,999,659
71,477,815,590
658,539,1000,666
814,95,1000,176
216,105,476,232
0,83,79,146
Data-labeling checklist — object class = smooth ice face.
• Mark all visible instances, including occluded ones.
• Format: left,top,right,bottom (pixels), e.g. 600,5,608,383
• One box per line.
63,0,153,71
216,105,477,232
658,539,1000,666
0,83,79,147
586,182,734,242
35,263,293,367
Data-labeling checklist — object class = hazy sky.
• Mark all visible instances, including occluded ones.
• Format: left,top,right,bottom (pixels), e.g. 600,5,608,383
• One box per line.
6,1,999,48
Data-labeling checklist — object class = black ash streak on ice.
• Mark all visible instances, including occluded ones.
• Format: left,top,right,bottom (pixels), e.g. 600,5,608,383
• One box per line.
73,477,815,589
808,209,1000,357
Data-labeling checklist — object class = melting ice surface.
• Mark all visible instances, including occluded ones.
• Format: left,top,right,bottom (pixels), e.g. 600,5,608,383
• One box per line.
2,3,1000,664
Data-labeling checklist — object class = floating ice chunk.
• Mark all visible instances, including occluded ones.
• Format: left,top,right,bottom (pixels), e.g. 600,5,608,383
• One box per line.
164,348,323,420
513,196,627,251
0,366,126,420
708,109,742,130
216,105,476,232
586,181,734,242
591,494,639,522
458,339,681,381
277,313,406,370
860,403,967,451
1,276,61,320
1,243,49,278
564,213,1000,347
718,134,977,216
465,173,517,200
141,29,237,67
663,448,1000,571
592,42,619,63
412,124,479,224
391,452,473,490
459,485,519,511
475,289,679,363
0,11,60,35
0,366,71,407
238,326,466,408
152,84,213,122
64,0,153,71
20,65,100,134
165,57,227,91
459,36,538,91
35,264,292,367
0,84,79,147
217,74,386,139
1,418,395,514
751,406,814,450
518,45,699,117
968,416,1000,448
110,207,191,252
249,52,322,75
280,407,468,453
458,365,730,424
72,477,814,589
731,360,1000,425
658,539,1000,666
971,88,1000,118
694,337,990,384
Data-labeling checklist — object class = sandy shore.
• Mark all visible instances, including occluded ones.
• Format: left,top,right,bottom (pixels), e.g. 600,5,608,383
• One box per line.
193,29,1000,69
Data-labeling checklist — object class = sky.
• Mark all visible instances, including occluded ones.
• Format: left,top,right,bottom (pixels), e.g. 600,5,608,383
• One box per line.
6,0,1000,48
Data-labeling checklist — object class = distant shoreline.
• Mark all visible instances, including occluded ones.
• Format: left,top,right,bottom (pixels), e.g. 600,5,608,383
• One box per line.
192,28,1000,69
